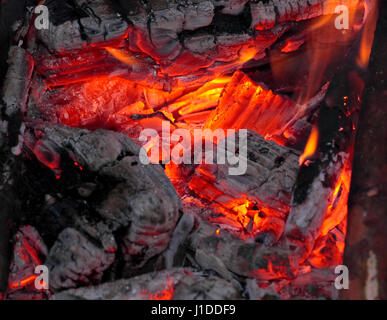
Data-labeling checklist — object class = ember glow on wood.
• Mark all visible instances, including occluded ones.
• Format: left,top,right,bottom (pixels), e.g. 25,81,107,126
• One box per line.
0,0,383,301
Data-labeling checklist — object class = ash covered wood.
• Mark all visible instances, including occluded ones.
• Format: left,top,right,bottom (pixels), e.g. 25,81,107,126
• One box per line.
37,0,129,51
188,221,297,280
46,228,115,291
20,122,181,289
38,0,359,51
246,267,337,300
31,0,359,90
50,268,241,300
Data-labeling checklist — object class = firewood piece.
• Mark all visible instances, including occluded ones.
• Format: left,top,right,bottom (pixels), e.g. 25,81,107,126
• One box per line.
172,271,241,299
73,216,117,254
37,0,129,51
204,71,323,146
250,0,360,30
164,213,196,269
36,0,357,56
282,35,362,264
45,228,115,291
136,0,215,59
191,130,299,211
283,154,348,261
32,0,299,89
189,221,298,280
24,122,181,270
246,268,337,300
1,46,34,151
1,46,34,117
183,34,216,54
0,46,33,296
188,130,299,240
50,268,241,300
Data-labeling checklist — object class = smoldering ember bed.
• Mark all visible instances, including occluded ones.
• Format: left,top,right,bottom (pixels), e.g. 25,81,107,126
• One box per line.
0,0,385,301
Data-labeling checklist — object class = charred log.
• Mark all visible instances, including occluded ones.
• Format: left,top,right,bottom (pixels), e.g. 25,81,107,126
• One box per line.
16,122,181,291
188,129,300,241
0,46,34,296
50,268,241,300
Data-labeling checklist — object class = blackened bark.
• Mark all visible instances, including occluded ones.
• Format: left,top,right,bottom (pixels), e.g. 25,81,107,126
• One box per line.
0,0,34,88
0,1,35,294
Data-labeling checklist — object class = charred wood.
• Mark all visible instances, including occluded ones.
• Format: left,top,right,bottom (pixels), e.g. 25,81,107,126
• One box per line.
0,46,34,297
50,267,241,300
22,122,181,282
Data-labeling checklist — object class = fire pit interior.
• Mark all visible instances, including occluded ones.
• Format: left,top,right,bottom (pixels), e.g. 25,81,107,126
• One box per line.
0,0,383,300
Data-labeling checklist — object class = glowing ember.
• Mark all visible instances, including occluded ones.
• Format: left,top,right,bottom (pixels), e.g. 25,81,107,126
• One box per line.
141,277,174,300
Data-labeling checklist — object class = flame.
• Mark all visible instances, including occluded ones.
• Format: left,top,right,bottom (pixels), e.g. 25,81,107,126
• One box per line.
321,157,353,236
356,0,379,69
281,38,305,53
270,0,367,106
105,47,141,66
299,125,319,165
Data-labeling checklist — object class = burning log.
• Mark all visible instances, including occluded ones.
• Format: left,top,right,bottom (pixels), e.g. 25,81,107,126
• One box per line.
204,71,328,146
33,0,361,91
172,79,356,283
188,129,300,241
251,0,360,30
282,56,362,270
50,268,241,300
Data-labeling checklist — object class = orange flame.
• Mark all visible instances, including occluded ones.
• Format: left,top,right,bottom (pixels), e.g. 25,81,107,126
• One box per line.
299,125,319,165
271,0,367,106
356,0,379,69
105,47,140,66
